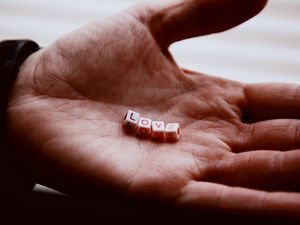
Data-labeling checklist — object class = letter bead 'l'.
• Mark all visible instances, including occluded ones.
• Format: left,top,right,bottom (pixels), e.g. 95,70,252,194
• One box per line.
124,110,140,128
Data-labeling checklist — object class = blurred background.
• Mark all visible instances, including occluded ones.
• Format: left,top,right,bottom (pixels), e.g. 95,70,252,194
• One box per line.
1,0,299,84
0,0,300,203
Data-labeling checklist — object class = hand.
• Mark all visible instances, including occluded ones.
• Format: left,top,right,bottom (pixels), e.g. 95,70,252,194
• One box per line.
7,0,300,216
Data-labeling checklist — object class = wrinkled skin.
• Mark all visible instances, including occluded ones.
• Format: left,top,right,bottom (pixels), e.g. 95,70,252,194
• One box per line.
7,0,300,216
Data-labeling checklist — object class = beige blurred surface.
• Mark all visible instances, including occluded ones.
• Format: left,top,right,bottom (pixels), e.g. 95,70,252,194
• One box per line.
1,0,300,84
0,0,299,192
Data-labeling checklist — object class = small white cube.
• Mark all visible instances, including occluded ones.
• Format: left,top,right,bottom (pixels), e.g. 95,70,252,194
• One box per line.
137,117,152,136
124,110,140,129
165,123,180,142
151,121,165,140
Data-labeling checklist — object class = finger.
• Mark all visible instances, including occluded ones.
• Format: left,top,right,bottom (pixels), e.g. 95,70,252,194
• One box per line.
177,181,300,216
243,83,300,123
230,119,300,152
144,0,268,47
208,150,300,192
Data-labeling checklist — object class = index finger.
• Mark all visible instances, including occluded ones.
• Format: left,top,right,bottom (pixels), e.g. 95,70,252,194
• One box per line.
243,83,300,122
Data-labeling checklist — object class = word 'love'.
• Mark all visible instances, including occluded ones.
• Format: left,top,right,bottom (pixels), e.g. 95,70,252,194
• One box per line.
123,110,180,142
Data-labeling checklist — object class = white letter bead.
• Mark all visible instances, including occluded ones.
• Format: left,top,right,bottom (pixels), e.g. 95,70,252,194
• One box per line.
165,123,180,142
151,121,165,140
137,117,152,136
124,110,140,128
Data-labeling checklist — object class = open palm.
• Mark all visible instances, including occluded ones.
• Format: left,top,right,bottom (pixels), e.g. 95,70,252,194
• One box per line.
7,0,300,216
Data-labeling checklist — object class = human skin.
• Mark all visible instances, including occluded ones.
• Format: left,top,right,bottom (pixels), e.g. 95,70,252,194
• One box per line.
6,0,300,216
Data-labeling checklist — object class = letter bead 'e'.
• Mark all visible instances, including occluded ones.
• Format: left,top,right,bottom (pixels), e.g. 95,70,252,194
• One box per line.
137,117,152,136
165,123,180,142
124,110,140,128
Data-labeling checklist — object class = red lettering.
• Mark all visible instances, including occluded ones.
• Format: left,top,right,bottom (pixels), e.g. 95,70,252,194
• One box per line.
154,122,161,128
130,113,136,121
141,119,149,126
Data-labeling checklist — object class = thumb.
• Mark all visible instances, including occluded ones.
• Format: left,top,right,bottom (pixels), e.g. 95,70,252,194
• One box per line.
140,0,268,48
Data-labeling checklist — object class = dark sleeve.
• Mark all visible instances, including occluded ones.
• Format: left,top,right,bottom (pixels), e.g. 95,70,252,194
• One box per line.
0,40,39,194
0,148,36,193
